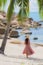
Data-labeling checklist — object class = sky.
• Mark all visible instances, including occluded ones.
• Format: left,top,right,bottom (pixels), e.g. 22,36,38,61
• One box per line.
5,0,39,13
29,0,39,12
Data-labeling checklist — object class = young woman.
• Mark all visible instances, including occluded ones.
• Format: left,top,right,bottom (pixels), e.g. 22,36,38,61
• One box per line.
23,35,34,58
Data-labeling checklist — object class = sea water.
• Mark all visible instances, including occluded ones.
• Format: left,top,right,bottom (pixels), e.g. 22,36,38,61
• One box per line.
29,12,41,21
17,12,43,44
17,27,43,44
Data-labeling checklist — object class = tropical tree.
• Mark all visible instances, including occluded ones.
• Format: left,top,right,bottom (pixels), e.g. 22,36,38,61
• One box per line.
0,0,29,54
0,0,15,54
38,0,43,20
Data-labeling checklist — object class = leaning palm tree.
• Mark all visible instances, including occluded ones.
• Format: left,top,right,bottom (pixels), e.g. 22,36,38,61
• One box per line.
0,0,15,54
38,0,43,20
0,0,29,54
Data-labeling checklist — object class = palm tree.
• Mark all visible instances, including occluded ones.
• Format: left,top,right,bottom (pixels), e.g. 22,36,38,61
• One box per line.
0,0,29,54
38,0,43,20
0,0,15,54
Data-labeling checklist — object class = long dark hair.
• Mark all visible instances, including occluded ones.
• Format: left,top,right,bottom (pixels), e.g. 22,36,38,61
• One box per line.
25,38,30,45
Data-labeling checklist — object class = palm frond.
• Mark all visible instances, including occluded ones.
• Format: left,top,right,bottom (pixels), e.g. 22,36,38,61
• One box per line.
0,0,3,9
7,0,15,22
3,0,7,6
17,0,29,22
38,0,43,19
0,0,7,11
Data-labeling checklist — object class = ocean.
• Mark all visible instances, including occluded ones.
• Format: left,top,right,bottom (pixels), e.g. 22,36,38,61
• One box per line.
16,12,43,44
17,27,43,44
29,12,41,21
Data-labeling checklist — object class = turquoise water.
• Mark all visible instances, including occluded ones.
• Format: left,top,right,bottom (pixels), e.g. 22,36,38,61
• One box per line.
17,27,43,44
29,12,41,21
16,12,43,44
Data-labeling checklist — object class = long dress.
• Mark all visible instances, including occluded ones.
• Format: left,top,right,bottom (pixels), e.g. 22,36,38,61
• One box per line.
23,41,34,55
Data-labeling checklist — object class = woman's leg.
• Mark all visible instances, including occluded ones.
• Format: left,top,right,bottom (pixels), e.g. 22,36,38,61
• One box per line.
26,54,28,58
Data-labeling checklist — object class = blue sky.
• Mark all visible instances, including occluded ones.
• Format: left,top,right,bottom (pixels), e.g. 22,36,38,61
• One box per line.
5,0,39,13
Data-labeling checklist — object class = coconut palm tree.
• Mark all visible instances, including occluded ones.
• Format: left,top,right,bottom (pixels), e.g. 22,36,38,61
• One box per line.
0,0,15,54
38,0,43,20
0,0,29,54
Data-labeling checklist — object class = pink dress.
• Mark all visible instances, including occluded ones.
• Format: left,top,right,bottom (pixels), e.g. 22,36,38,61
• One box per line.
23,41,34,55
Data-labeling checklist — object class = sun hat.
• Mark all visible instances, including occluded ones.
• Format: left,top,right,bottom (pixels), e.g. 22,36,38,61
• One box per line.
25,35,29,38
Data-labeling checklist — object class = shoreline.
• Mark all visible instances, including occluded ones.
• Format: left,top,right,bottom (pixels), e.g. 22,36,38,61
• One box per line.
0,38,43,46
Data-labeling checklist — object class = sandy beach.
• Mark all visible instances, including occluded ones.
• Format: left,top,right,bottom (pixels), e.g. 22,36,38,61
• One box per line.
0,0,43,65
0,38,43,65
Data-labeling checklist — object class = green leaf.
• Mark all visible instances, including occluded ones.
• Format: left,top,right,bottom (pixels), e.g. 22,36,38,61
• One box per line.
0,0,7,11
38,0,43,19
3,0,7,6
7,0,15,22
0,0,2,8
17,0,29,22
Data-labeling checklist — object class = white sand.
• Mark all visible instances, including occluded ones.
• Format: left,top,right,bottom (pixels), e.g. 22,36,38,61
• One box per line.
0,38,43,65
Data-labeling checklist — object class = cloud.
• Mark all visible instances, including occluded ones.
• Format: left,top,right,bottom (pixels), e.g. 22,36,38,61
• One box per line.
29,0,39,12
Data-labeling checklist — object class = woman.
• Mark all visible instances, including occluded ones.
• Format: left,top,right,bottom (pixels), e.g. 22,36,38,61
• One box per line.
23,35,34,58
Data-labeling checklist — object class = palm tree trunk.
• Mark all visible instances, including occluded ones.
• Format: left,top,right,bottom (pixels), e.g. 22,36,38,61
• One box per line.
0,22,10,54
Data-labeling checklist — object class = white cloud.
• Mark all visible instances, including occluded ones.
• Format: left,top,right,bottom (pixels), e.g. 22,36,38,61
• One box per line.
29,0,39,12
